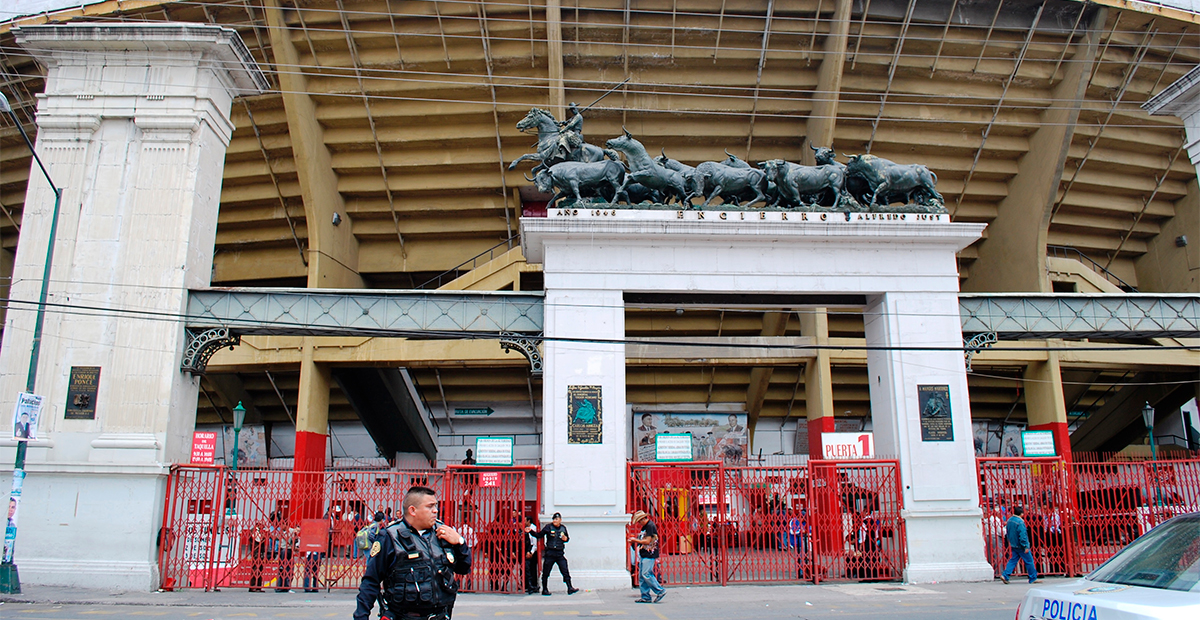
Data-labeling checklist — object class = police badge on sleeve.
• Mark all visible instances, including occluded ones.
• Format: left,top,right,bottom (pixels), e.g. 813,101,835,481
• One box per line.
370,541,381,557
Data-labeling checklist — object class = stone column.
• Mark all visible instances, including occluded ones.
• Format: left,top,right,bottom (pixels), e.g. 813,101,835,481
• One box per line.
541,280,629,590
864,291,994,582
0,24,264,589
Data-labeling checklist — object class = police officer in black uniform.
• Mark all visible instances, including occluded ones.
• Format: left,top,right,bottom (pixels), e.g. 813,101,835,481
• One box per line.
354,486,472,620
532,512,578,596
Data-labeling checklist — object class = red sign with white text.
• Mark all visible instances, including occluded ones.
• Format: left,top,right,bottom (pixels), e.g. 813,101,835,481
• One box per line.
190,431,217,464
480,472,501,487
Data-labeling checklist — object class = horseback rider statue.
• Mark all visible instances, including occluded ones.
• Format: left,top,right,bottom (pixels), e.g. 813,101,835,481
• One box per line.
557,102,584,154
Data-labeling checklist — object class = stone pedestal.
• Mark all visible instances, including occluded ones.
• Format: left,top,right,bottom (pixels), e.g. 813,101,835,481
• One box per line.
522,208,992,586
0,24,264,589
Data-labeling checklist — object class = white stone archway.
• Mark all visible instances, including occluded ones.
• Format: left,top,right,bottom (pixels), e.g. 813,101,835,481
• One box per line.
522,208,993,586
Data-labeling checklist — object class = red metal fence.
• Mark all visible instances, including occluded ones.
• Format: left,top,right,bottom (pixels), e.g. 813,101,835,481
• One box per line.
159,465,539,592
626,460,906,585
162,455,1200,592
977,456,1200,578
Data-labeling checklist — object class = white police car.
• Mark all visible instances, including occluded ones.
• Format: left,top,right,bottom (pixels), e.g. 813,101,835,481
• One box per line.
1016,512,1199,620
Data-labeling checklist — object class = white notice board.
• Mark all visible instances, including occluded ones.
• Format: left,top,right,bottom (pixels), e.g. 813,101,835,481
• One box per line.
475,436,514,466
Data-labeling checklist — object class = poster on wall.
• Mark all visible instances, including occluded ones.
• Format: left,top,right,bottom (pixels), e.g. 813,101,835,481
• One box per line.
222,424,267,468
634,412,748,465
64,366,100,420
973,420,999,456
567,385,603,444
999,424,1026,457
10,392,42,441
918,384,954,441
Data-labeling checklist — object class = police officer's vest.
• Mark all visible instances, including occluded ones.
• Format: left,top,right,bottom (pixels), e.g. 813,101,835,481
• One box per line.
383,522,459,610
543,524,567,553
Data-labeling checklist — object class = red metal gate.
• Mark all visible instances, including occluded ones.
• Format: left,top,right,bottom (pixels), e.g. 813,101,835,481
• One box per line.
627,460,905,584
443,466,541,593
160,466,453,591
1070,457,1200,574
977,457,1073,578
978,456,1200,578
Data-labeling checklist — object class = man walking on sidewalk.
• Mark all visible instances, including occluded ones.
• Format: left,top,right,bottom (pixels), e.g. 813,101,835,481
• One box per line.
1000,506,1040,585
629,511,666,603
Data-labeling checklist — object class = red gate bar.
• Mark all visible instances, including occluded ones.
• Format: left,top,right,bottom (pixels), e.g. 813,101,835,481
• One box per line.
626,459,905,585
444,465,541,594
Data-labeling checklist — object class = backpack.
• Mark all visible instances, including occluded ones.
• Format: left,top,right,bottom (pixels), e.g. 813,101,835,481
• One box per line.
355,522,381,552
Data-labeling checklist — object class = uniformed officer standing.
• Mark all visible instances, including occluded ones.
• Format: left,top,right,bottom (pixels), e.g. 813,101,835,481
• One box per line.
354,486,472,620
532,512,578,596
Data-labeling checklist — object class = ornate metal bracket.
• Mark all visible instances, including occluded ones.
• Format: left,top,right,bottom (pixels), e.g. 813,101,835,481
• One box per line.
181,327,241,375
500,331,543,377
963,332,998,372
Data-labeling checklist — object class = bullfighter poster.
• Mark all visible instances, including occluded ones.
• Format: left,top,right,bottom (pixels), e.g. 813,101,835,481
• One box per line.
567,385,602,444
918,384,953,441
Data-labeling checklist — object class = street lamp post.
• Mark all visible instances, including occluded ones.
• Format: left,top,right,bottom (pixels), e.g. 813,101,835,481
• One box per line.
1141,401,1162,510
229,402,246,515
0,91,65,595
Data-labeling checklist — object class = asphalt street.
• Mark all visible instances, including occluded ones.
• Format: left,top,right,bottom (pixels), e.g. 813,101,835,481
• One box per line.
0,578,1057,620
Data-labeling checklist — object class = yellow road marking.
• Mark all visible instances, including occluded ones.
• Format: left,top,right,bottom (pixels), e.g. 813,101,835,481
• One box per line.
78,612,121,616
543,612,579,616
651,609,669,620
128,613,171,617
590,613,627,616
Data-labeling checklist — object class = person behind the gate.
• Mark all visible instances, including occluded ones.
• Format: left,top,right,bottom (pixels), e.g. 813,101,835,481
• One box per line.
353,486,472,620
531,512,578,595
629,510,667,603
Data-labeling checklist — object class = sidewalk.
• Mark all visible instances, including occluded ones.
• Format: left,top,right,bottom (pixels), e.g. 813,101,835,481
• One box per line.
0,578,1059,609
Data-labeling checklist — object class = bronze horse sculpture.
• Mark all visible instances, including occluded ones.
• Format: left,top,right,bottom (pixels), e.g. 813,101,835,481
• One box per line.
507,108,619,174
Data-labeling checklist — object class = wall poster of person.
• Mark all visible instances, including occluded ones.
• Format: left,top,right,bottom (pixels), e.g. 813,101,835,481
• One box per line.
11,392,43,441
632,412,748,465
917,384,953,442
221,424,268,467
999,424,1026,458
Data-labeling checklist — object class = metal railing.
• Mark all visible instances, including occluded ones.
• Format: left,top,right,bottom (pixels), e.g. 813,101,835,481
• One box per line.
417,234,520,290
1047,245,1138,292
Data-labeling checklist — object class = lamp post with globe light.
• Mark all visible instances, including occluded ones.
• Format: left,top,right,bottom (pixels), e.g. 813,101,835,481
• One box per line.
229,402,246,515
0,91,65,595
1142,401,1162,509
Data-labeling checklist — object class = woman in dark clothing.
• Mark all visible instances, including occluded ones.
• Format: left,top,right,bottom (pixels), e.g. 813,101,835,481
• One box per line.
531,512,579,596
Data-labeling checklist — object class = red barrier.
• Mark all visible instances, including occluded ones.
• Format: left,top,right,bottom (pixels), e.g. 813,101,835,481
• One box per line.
977,455,1200,577
977,458,1073,578
627,460,905,584
160,467,493,591
444,466,541,593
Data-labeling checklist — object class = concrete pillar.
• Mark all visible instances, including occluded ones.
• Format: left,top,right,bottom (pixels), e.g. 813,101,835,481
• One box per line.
1142,65,1200,294
801,309,835,457
1024,349,1071,461
864,291,993,582
0,24,263,589
802,0,851,165
291,339,330,521
541,285,628,590
965,10,1103,292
